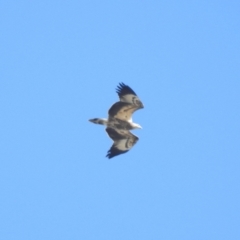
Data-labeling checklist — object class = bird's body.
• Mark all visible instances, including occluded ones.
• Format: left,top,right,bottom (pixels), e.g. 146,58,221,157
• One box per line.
89,83,143,158
89,117,141,130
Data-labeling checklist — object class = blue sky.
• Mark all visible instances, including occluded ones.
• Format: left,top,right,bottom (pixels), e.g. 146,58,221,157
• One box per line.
1,1,240,239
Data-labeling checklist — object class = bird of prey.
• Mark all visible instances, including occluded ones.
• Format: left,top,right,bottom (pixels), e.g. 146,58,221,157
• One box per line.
89,82,144,159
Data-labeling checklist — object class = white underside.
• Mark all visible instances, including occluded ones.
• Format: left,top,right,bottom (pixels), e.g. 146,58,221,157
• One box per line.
116,139,129,151
99,117,141,129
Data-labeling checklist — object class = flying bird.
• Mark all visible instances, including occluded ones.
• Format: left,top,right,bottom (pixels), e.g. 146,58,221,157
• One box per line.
89,82,144,158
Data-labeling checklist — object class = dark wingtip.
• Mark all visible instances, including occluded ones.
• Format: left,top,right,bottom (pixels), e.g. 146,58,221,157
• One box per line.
116,82,136,96
106,149,128,159
106,149,117,159
106,152,113,159
106,150,113,159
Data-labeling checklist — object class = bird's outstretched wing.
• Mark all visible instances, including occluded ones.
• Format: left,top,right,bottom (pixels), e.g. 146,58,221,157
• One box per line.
105,127,139,159
116,82,144,106
108,83,144,121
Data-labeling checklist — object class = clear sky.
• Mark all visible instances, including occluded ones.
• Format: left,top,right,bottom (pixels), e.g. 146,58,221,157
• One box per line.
1,1,240,239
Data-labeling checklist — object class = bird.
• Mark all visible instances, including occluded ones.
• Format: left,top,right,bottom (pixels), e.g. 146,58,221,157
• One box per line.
89,82,144,158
